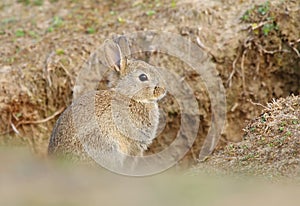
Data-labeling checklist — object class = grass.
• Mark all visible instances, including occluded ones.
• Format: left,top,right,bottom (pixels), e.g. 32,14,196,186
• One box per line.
241,1,279,36
17,0,44,6
86,27,96,34
117,17,125,23
171,0,177,8
15,29,25,37
146,10,156,16
257,1,270,16
47,16,64,32
262,22,279,36
56,49,65,55
201,95,300,180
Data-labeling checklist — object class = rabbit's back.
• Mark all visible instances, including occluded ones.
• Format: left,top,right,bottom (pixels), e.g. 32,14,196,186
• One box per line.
48,91,112,160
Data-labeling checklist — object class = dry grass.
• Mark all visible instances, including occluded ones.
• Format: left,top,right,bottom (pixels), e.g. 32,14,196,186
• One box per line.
197,95,300,181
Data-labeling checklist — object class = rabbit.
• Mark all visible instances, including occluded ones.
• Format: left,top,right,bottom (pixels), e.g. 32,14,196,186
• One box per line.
48,36,167,169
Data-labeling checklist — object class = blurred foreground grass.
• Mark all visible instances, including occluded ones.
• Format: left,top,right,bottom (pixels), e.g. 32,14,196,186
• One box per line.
0,147,299,206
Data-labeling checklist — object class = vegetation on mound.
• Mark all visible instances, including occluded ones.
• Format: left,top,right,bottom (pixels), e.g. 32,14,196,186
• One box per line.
239,0,300,78
219,0,299,144
200,95,299,180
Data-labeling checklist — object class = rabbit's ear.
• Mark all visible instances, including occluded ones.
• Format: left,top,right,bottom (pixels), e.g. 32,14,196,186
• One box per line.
104,39,127,74
115,36,131,58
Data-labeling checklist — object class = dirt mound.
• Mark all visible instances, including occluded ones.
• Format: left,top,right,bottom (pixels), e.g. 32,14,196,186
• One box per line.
198,95,299,179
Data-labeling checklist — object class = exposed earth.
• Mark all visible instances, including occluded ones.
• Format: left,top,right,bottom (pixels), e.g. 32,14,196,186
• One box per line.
0,0,299,180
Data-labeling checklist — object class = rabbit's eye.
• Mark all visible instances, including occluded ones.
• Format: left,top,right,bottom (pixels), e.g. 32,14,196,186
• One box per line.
139,73,148,82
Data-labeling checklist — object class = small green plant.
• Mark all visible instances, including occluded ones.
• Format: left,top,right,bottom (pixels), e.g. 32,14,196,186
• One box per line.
280,121,287,127
33,0,44,6
146,10,156,16
241,1,272,22
15,29,25,37
17,0,44,6
171,0,177,8
241,153,255,161
262,22,278,36
5,57,15,63
2,18,16,24
285,131,292,136
259,137,266,144
249,127,256,132
47,27,54,32
242,10,250,21
278,126,284,132
52,16,63,27
257,1,270,16
242,144,249,149
86,27,96,34
117,17,125,23
47,16,63,32
28,30,38,38
15,112,23,118
17,0,30,5
228,144,235,150
56,49,65,55
261,115,267,123
59,58,69,66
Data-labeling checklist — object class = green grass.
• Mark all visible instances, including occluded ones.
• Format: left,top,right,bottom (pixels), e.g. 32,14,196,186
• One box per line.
15,29,25,37
262,22,278,36
56,49,65,55
146,10,156,16
47,16,64,32
86,27,96,34
257,1,270,16
17,0,44,6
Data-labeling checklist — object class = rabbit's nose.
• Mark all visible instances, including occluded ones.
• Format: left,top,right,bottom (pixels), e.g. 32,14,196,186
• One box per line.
153,86,166,99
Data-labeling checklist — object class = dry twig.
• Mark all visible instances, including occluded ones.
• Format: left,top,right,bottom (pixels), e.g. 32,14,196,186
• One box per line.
44,51,55,87
247,99,269,110
15,107,65,128
227,52,240,87
241,50,247,94
0,107,65,136
196,36,216,60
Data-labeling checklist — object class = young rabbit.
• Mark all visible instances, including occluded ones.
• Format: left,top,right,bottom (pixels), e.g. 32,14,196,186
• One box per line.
48,36,166,169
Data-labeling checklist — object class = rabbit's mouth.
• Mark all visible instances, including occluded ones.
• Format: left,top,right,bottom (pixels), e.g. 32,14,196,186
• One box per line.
131,86,166,103
153,86,166,100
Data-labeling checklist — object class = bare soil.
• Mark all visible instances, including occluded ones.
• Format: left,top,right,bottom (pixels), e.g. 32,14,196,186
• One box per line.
0,0,299,179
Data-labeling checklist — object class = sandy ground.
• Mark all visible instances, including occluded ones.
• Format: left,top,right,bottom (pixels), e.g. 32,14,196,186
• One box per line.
0,148,299,206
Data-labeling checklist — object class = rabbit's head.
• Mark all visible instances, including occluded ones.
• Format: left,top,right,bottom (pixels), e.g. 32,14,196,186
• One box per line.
104,36,166,103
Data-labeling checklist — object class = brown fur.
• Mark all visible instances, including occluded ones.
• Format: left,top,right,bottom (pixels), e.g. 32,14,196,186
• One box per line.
48,36,166,166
